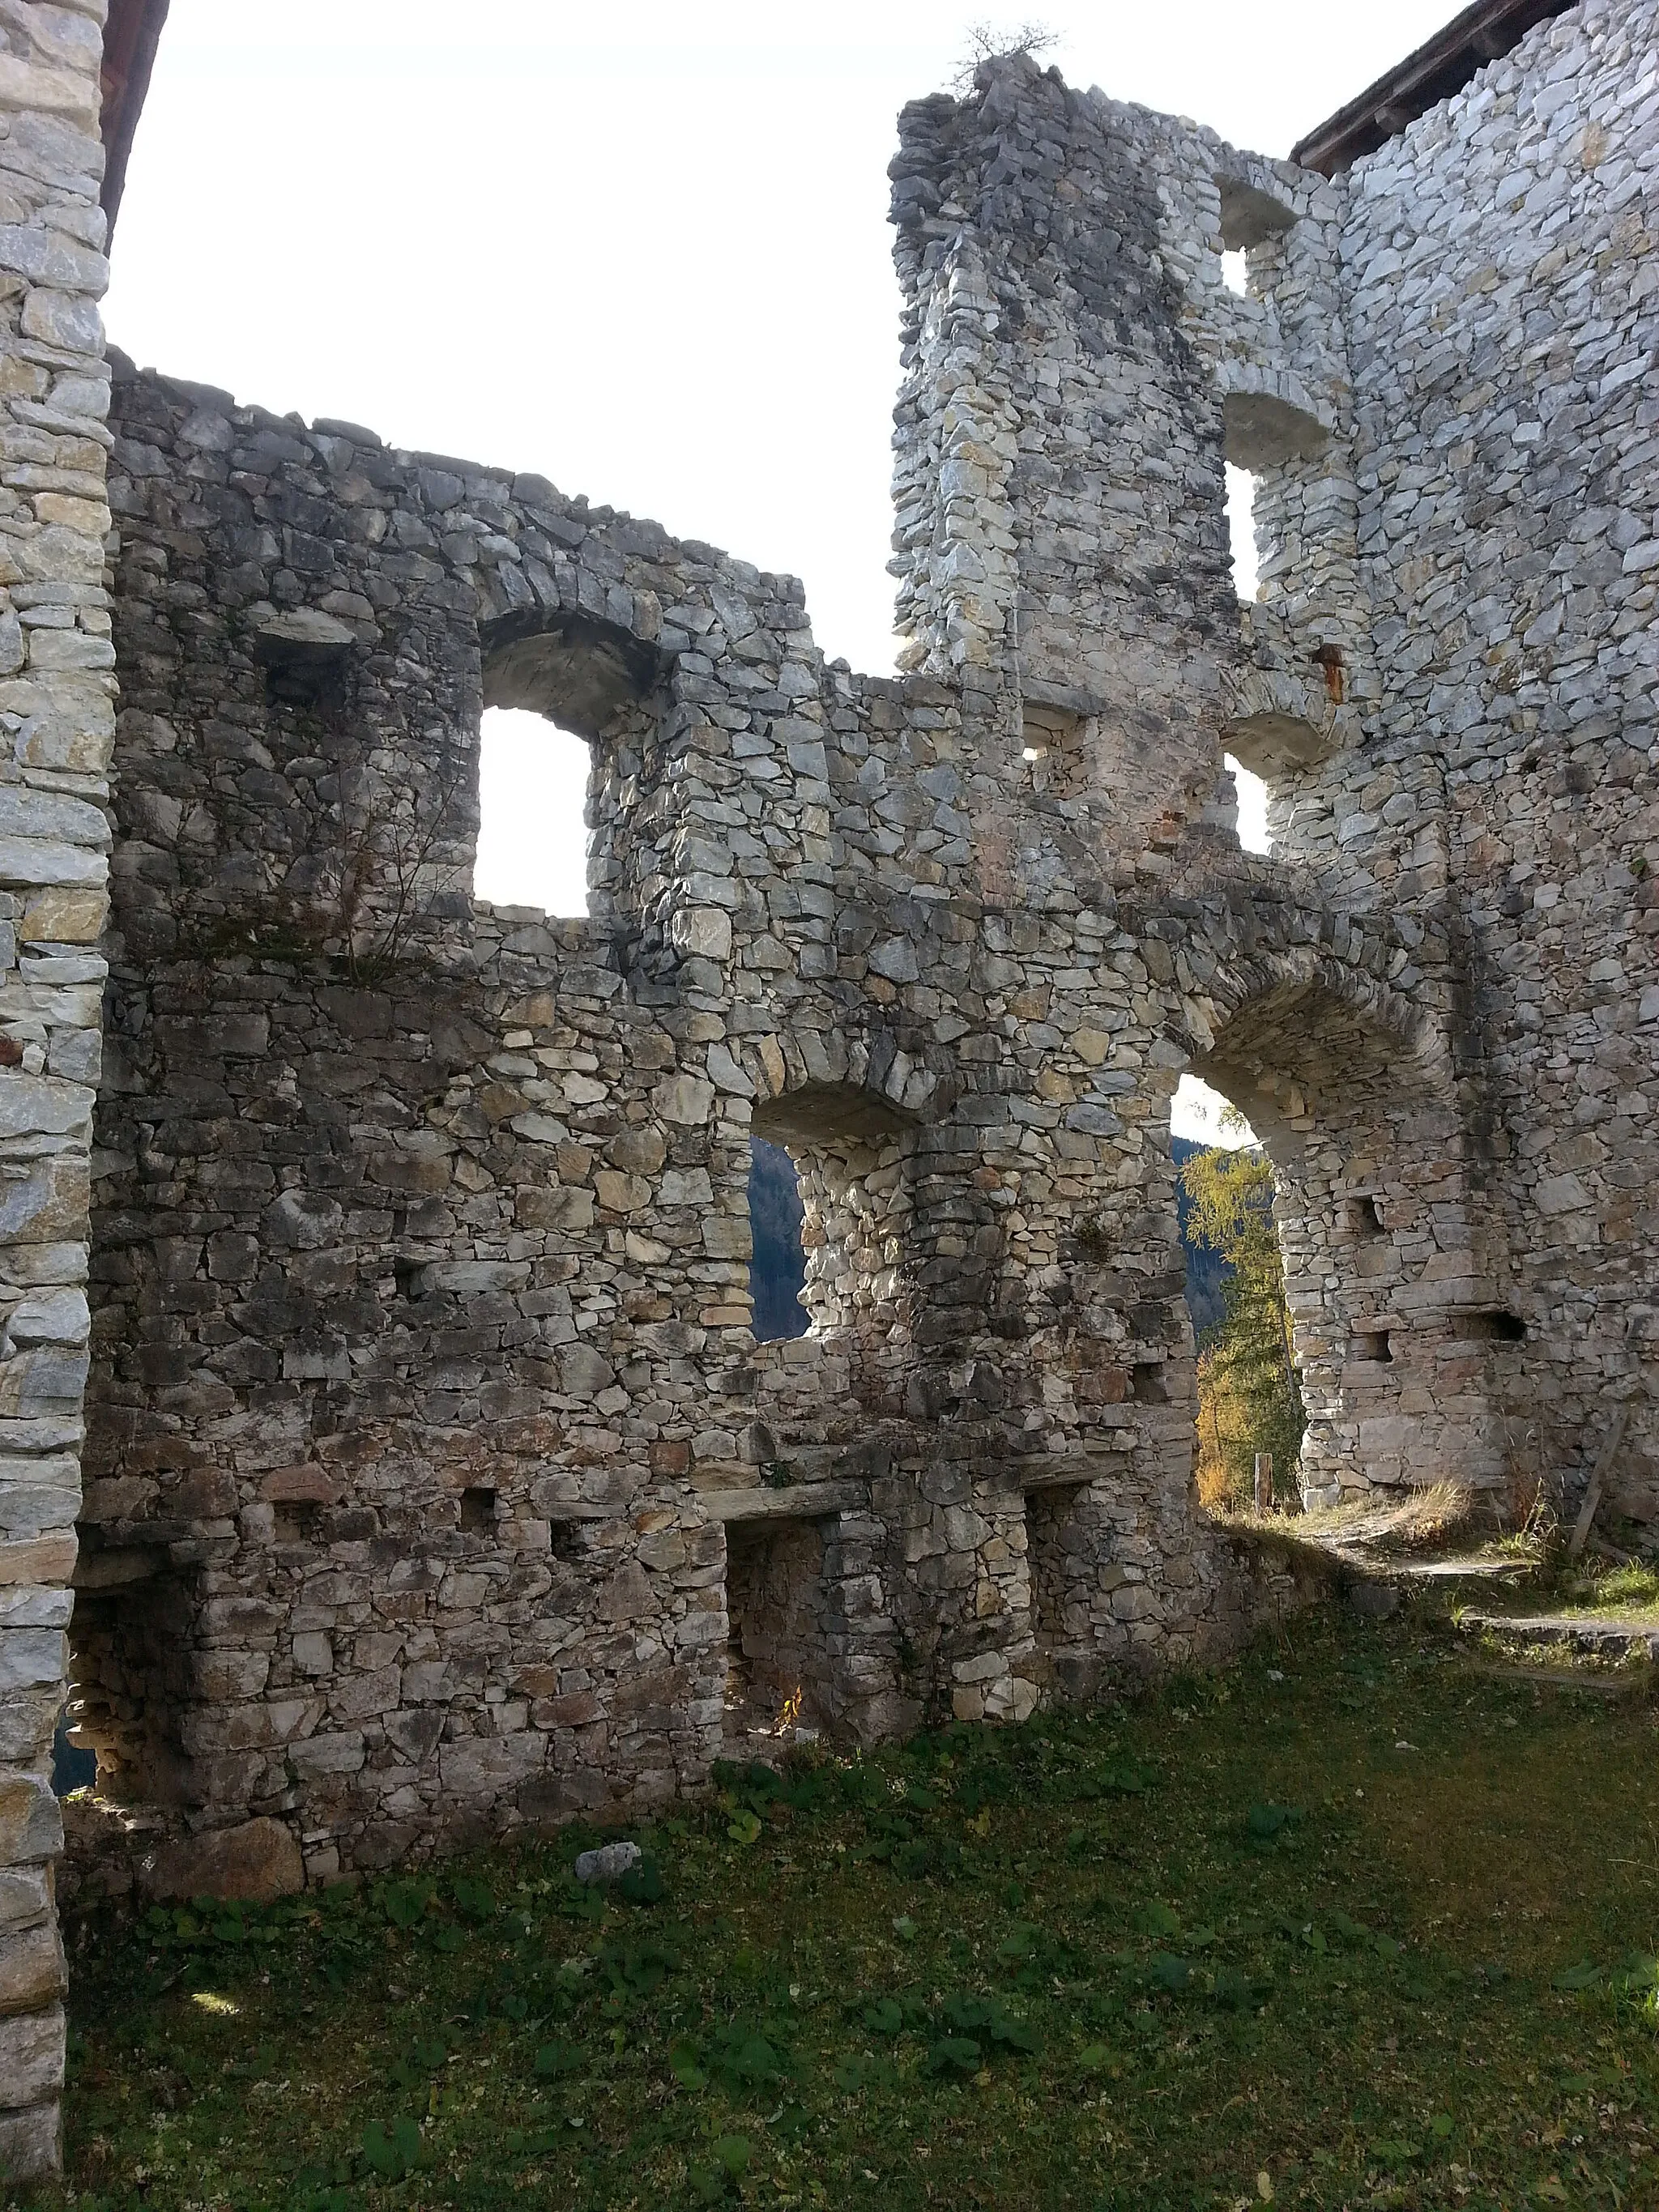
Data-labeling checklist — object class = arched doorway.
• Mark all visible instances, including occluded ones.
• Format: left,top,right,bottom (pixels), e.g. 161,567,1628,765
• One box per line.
1184,965,1515,1509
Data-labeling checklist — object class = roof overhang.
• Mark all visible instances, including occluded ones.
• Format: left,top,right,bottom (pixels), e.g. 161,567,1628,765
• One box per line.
100,0,170,237
1290,0,1578,176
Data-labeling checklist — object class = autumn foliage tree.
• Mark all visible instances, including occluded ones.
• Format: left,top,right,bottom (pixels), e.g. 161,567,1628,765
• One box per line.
1180,1141,1306,1513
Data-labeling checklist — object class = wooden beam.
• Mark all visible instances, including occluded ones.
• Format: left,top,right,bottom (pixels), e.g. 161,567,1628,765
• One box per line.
1291,0,1578,177
1567,1409,1627,1562
100,0,170,236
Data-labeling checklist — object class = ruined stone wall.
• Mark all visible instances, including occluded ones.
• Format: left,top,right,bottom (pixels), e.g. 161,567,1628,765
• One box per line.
885,53,1520,1511
67,0,1655,1933
0,0,113,2178
1218,0,1657,1515
88,355,1324,1883
1333,0,1659,1521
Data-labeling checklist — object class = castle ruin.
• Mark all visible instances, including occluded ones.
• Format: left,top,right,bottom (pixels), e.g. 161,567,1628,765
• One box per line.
0,0,1654,2172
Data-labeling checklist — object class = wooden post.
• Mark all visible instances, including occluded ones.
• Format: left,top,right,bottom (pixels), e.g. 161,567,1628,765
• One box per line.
1567,1410,1627,1562
1254,1452,1273,1514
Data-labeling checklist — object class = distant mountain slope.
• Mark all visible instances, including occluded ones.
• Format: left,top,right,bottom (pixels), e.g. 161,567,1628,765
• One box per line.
749,1139,809,1340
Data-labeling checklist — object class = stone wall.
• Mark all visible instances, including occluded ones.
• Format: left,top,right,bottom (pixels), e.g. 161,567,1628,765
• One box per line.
39,0,1653,2069
1326,0,1659,1521
0,0,114,2179
81,303,1430,1880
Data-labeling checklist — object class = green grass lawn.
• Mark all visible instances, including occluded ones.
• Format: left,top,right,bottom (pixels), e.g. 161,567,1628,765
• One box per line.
33,1609,1659,2212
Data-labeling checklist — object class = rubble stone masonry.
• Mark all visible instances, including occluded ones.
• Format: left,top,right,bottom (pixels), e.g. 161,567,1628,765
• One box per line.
0,0,114,2176
0,0,1652,2177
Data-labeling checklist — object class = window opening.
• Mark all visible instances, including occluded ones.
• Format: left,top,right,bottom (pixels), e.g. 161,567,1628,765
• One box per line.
459,1485,497,1532
1353,1329,1392,1364
1218,177,1297,254
1020,700,1087,793
474,705,591,916
1347,1195,1385,1236
548,1517,587,1566
53,1693,96,1795
1221,248,1248,295
749,1137,808,1343
1452,1310,1527,1344
1132,1361,1169,1405
274,1501,321,1545
1028,1484,1086,1654
1226,753,1271,855
1225,463,1260,601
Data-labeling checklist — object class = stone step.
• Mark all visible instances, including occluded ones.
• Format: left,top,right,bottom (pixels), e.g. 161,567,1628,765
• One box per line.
1454,1611,1659,1664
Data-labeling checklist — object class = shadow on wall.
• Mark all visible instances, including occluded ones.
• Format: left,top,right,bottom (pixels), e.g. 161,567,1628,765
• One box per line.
749,1139,808,1342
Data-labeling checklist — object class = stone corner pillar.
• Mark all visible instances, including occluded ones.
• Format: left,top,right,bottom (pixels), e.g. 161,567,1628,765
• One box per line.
0,0,115,2180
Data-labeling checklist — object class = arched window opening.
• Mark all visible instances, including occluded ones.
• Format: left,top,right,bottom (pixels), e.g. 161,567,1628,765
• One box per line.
474,705,591,917
1218,177,1296,256
476,607,667,926
1183,976,1508,1519
748,1137,808,1344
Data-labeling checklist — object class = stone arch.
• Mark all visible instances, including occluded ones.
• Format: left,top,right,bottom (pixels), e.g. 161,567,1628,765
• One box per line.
1174,946,1510,1505
479,607,668,744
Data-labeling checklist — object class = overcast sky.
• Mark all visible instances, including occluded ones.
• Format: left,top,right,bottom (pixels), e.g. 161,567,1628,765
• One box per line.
105,1,1454,1147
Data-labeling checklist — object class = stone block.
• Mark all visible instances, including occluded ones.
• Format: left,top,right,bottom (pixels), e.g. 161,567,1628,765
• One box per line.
0,2000,63,2111
0,1155,88,1244
0,1922,64,2017
0,1774,59,1865
19,886,105,943
0,2095,59,2180
140,1818,304,1905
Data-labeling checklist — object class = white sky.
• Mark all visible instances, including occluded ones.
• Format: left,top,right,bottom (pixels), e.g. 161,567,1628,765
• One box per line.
106,0,1443,1149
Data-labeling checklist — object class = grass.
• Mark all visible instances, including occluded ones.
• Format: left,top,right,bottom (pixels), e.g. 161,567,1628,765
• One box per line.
1218,1481,1486,1555
1467,1559,1659,1629
1555,1562,1659,1620
29,1607,1659,2212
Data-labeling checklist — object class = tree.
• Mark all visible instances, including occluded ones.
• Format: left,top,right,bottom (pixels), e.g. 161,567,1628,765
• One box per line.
950,20,1058,94
1180,1142,1306,1513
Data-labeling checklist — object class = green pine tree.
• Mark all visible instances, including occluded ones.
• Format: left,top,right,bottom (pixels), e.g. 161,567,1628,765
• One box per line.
1180,1142,1306,1510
